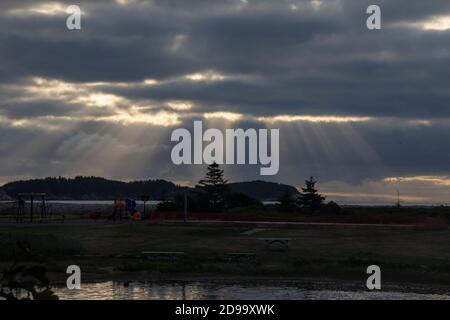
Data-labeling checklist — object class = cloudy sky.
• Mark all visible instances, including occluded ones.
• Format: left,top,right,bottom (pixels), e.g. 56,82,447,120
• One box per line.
1,0,450,204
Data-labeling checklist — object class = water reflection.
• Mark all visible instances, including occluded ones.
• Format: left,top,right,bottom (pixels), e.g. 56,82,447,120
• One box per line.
54,281,450,300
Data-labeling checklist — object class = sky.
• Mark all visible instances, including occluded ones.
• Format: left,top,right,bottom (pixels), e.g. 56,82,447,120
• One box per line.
0,0,450,204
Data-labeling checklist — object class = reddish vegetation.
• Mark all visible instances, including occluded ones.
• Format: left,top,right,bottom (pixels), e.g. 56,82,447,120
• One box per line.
149,211,447,227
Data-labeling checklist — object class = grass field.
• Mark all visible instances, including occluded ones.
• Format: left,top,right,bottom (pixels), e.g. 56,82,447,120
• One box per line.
2,221,450,286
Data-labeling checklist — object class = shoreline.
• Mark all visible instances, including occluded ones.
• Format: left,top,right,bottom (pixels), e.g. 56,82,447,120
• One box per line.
49,271,450,296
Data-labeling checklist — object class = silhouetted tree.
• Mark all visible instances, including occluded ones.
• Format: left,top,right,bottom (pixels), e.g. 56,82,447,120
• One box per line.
196,162,228,211
298,177,325,212
0,265,58,300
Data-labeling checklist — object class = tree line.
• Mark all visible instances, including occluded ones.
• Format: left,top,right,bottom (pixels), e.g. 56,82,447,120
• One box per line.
157,162,340,214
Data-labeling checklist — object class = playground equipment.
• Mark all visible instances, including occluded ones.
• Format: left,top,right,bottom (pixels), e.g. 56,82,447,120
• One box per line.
110,197,143,221
111,198,126,220
126,198,139,221
16,193,49,223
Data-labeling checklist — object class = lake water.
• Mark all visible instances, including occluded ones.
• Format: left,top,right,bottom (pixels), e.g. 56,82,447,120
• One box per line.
0,200,162,205
54,281,450,300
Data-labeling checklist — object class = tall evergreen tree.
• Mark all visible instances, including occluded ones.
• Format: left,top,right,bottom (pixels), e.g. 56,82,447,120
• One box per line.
298,176,325,212
196,162,228,211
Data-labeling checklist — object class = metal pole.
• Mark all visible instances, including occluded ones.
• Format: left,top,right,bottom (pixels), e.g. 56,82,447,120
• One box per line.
42,195,46,222
30,195,34,223
184,193,187,222
143,201,146,220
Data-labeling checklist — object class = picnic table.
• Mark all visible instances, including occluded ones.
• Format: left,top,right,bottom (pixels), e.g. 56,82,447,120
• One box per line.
225,252,257,263
141,251,185,262
257,238,295,250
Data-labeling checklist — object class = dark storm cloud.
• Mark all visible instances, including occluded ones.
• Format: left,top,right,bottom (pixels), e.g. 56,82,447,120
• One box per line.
0,1,341,82
2,0,448,118
0,99,76,118
0,99,118,119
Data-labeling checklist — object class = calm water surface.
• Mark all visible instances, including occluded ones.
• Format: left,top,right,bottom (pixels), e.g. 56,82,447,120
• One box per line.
54,281,450,300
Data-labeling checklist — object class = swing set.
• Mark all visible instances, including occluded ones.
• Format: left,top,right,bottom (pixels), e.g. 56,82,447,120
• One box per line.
15,193,49,223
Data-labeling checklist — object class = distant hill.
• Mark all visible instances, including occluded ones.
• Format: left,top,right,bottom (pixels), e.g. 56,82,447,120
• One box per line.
228,181,299,201
0,177,183,200
0,188,12,200
0,176,299,201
